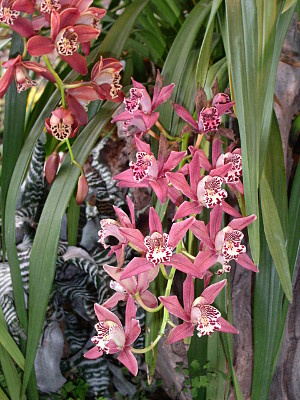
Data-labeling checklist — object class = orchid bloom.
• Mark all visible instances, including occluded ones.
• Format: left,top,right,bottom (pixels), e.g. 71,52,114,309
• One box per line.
0,0,34,30
118,207,194,280
45,107,79,140
159,276,238,345
91,57,124,102
190,206,259,275
190,138,244,195
101,265,158,309
111,71,174,137
0,55,55,98
27,10,100,75
65,84,99,126
98,196,135,263
84,297,141,376
171,88,235,140
166,151,241,220
114,136,185,204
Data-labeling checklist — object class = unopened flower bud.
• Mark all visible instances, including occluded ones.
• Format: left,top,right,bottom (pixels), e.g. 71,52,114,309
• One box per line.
45,152,60,184
76,175,89,205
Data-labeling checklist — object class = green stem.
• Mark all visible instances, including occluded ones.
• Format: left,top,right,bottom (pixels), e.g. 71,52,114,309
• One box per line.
64,81,90,89
160,263,170,279
135,293,163,313
181,250,195,261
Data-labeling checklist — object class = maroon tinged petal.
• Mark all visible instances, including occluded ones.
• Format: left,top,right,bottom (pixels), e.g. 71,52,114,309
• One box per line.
171,102,198,130
140,290,158,308
163,151,186,173
168,217,194,249
173,201,203,221
190,220,214,249
189,152,202,194
183,274,194,315
149,178,169,204
60,52,88,75
164,323,195,345
170,253,202,278
236,253,259,272
193,250,218,276
119,227,147,252
166,172,196,199
0,65,14,98
152,82,175,110
201,279,227,304
218,317,239,334
73,24,100,42
94,303,122,326
209,205,223,242
11,17,35,38
27,36,55,56
159,296,189,321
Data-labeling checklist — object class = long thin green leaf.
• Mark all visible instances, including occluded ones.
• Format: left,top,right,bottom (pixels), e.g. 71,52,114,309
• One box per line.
282,0,297,13
0,320,25,370
287,163,300,275
0,386,9,400
67,191,80,246
196,0,223,87
260,173,292,301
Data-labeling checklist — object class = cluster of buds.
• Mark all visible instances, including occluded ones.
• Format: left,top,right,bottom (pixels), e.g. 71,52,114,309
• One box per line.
83,74,258,376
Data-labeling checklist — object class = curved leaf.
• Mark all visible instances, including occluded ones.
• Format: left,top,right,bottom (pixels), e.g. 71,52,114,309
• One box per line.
0,320,25,370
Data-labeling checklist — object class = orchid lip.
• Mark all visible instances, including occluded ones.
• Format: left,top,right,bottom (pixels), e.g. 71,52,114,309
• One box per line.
197,176,227,208
92,321,125,354
129,152,158,182
144,232,173,266
56,28,79,56
215,226,246,265
0,2,20,24
39,0,61,14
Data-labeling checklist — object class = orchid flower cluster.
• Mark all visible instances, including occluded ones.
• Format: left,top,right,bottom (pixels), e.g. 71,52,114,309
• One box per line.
0,0,125,203
83,76,259,376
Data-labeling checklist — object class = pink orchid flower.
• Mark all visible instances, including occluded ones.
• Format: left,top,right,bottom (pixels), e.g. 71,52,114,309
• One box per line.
111,71,174,137
190,138,244,195
172,92,234,138
101,265,158,309
91,57,124,102
118,207,194,280
98,196,135,263
27,10,100,75
45,107,79,140
159,275,238,345
0,55,55,98
190,206,259,275
114,136,185,204
84,297,141,376
166,151,241,220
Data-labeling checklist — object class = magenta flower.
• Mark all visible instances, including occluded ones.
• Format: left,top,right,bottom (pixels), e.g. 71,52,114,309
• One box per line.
45,107,79,140
166,151,241,220
111,71,174,137
27,10,100,75
0,55,55,98
119,207,194,280
114,136,186,204
84,297,141,376
101,265,158,309
159,275,238,345
98,196,135,263
190,206,259,275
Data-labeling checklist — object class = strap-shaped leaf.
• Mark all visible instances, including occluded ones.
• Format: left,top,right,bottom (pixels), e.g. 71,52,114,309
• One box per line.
0,320,24,370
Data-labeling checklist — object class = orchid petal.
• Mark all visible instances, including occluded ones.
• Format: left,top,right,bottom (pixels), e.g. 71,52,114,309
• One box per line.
50,10,60,40
13,0,35,13
94,303,122,326
84,346,102,359
215,101,235,116
126,318,141,346
167,186,183,207
140,290,158,308
113,206,131,228
164,323,195,345
152,83,175,110
11,17,35,38
171,102,198,130
194,250,218,275
134,137,151,153
101,292,128,309
159,296,189,321
236,253,259,272
65,93,88,126
163,151,186,172
126,195,135,228
149,207,163,235
27,36,55,56
173,201,202,221
228,214,256,231
189,146,212,172
209,205,223,242
218,317,239,334
118,347,138,376
103,265,136,294
209,163,233,178
168,217,194,249
22,61,55,82
212,138,221,167
131,77,146,89
119,227,147,252
170,253,201,278
149,178,168,204
60,53,88,76
183,275,194,315
0,67,14,98
189,152,202,193
120,258,153,280
59,8,80,30
125,296,137,335
201,279,227,304
73,25,100,42
221,202,242,218
190,220,214,249
166,172,196,199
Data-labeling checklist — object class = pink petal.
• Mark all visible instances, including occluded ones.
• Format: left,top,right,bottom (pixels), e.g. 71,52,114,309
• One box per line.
65,94,88,126
118,347,138,376
183,275,194,315
11,17,35,38
152,83,175,110
215,101,235,116
119,227,147,252
212,138,221,167
168,217,194,249
209,205,223,242
166,172,196,199
228,214,257,231
140,290,158,308
60,53,88,76
171,102,198,130
164,323,195,345
236,253,259,272
173,201,202,220
190,220,214,249
113,206,131,228
94,303,122,326
125,297,137,333
163,151,186,172
126,195,135,228
23,61,55,82
104,265,137,294
189,146,212,172
168,186,183,207
170,253,202,278
126,318,141,346
120,258,153,280
131,78,146,90
84,346,102,359
111,110,134,123
143,112,159,130
51,10,60,40
189,152,202,193
209,163,233,178
134,137,151,153
13,0,35,13
76,0,93,12
201,279,227,304
81,41,90,56
193,250,218,276
59,8,80,30
149,178,168,204
234,179,244,194
101,292,128,309
159,296,189,321
218,317,239,334
27,36,55,56
221,202,242,218
149,207,163,235
0,67,14,98
74,25,100,42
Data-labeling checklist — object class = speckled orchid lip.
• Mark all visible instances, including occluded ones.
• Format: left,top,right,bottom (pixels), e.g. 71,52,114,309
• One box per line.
197,175,227,208
144,232,173,266
92,321,125,354
129,151,158,182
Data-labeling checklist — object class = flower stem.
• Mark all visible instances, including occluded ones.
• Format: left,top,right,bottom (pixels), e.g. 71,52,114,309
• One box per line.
181,250,195,261
195,133,203,149
148,129,160,140
135,293,163,313
155,121,182,142
160,263,170,280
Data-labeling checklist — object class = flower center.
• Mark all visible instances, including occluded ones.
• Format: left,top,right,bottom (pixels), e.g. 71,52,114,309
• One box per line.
92,321,124,354
196,305,221,337
224,153,242,183
144,232,173,266
129,152,158,182
197,176,227,208
110,280,126,293
124,88,142,113
110,72,122,99
98,219,124,248
50,120,72,140
0,4,19,24
56,28,78,56
15,65,37,93
199,107,221,132
40,0,60,13
222,229,246,263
